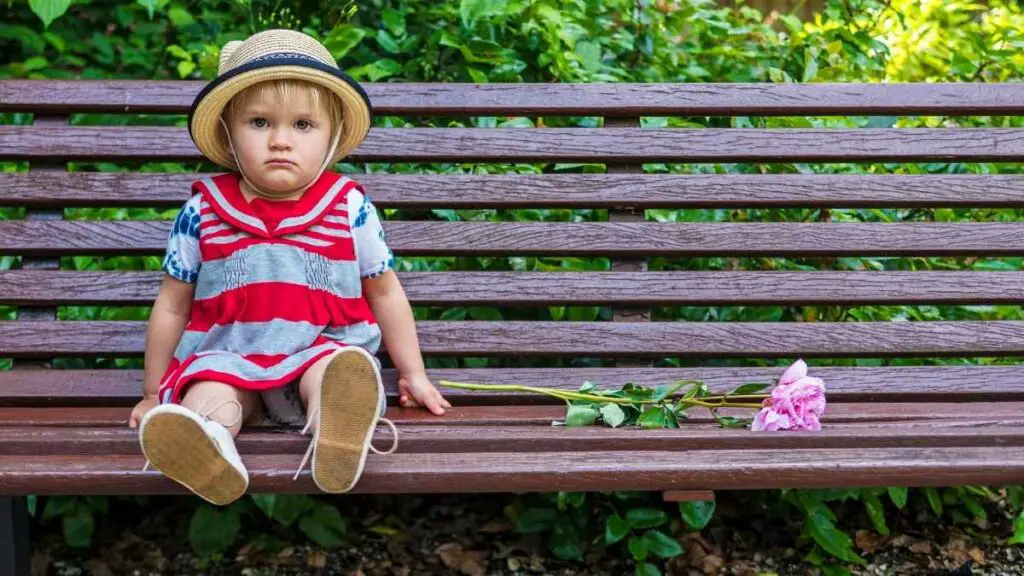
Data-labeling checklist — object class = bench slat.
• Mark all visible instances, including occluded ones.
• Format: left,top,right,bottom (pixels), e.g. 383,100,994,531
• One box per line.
3,365,1023,405
2,81,1023,116
4,423,1024,456
3,366,1024,405
5,126,1024,163
3,320,1024,357
2,220,1022,256
2,270,1022,306
5,403,1024,428
4,447,1024,494
6,172,1024,208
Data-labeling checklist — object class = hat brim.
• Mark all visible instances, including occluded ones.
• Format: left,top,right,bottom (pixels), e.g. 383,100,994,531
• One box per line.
189,56,373,169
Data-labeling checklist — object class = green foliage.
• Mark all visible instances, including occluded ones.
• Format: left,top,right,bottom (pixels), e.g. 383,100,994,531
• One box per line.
9,0,1024,571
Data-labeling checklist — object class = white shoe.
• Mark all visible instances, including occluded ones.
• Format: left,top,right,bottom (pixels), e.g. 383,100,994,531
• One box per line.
293,347,398,493
139,402,249,506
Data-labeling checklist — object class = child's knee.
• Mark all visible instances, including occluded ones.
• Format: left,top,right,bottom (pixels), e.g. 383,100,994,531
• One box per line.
181,380,251,435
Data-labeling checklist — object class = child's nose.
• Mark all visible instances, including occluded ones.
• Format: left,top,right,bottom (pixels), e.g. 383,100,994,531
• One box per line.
269,128,292,149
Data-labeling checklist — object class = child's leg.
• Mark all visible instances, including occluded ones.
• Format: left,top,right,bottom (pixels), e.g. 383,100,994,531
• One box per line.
139,381,259,506
294,347,395,493
181,380,262,437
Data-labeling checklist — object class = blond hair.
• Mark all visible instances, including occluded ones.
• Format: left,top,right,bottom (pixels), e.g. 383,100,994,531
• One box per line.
221,79,344,153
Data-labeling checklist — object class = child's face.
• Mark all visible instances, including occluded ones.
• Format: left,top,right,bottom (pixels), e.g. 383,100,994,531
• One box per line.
226,85,334,195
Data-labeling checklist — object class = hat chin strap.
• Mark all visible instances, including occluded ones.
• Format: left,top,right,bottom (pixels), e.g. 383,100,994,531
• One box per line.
219,117,342,200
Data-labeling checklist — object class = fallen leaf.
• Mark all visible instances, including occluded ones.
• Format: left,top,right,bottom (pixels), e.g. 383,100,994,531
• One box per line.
394,567,410,576
688,539,708,567
83,560,114,576
890,534,914,548
507,557,521,571
480,519,513,533
278,547,295,559
437,542,488,576
856,529,884,553
730,562,757,576
308,550,327,568
702,553,724,576
968,548,986,565
909,541,933,555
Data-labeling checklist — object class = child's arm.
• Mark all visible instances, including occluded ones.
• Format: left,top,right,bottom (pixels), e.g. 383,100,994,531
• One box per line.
363,270,450,416
128,275,195,428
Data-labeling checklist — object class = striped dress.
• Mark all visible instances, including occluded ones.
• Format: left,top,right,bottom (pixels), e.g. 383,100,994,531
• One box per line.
157,171,394,407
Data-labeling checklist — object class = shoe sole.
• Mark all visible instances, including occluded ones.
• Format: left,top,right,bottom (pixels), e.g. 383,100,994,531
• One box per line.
140,410,247,506
312,348,382,493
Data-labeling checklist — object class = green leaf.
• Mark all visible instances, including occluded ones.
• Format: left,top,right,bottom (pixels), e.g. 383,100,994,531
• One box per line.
177,60,196,78
962,494,987,521
638,407,667,429
652,382,684,402
325,25,366,60
167,5,194,27
62,503,94,549
727,382,770,395
636,562,662,576
272,495,315,527
565,404,599,427
1008,511,1024,545
188,504,240,557
605,514,629,545
250,494,276,518
548,522,583,561
627,535,649,561
574,40,601,72
805,504,864,564
626,507,668,530
27,495,37,517
136,0,169,18
376,29,403,54
381,8,406,36
821,565,852,576
642,529,683,558
679,499,716,531
298,503,348,548
925,487,943,516
600,403,627,428
459,0,506,29
467,307,503,321
516,508,556,533
29,0,73,28
888,487,908,510
439,307,467,321
42,496,77,520
863,493,889,536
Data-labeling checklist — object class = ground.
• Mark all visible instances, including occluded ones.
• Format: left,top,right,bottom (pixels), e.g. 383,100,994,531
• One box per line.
32,492,1024,576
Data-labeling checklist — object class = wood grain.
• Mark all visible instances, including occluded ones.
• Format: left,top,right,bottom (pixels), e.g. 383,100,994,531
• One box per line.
4,447,1024,494
3,81,1024,116
3,320,1024,357
3,270,1022,306
5,172,1024,208
4,365,1024,405
6,126,1024,163
2,220,1023,257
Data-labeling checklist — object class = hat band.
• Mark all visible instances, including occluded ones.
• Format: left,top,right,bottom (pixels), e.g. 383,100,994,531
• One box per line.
188,53,374,141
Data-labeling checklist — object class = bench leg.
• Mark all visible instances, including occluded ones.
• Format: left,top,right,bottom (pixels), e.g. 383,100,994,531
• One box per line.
0,497,30,576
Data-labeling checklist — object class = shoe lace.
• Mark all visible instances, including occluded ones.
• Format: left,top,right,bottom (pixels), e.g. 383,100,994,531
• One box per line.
292,405,399,481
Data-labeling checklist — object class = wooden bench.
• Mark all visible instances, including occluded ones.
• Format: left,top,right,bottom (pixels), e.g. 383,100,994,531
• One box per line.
3,80,1024,572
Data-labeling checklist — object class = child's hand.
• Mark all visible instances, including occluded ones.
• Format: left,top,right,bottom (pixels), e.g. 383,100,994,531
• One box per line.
129,396,160,428
397,373,451,416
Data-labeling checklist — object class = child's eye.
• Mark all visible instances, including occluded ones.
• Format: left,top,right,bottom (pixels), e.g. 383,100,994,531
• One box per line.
250,117,268,129
295,120,312,131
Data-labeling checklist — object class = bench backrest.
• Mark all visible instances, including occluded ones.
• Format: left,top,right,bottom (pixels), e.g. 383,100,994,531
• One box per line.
1,80,1023,408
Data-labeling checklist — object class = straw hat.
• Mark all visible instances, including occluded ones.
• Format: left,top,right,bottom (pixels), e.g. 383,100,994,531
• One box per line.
188,29,373,169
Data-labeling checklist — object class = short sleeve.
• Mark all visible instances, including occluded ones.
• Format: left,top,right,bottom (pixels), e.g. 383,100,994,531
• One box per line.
162,195,203,283
349,190,394,278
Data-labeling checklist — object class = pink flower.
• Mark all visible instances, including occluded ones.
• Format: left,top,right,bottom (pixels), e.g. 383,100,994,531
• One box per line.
751,359,827,432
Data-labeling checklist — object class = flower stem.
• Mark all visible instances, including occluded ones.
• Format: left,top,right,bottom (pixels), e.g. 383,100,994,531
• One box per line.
438,380,765,410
